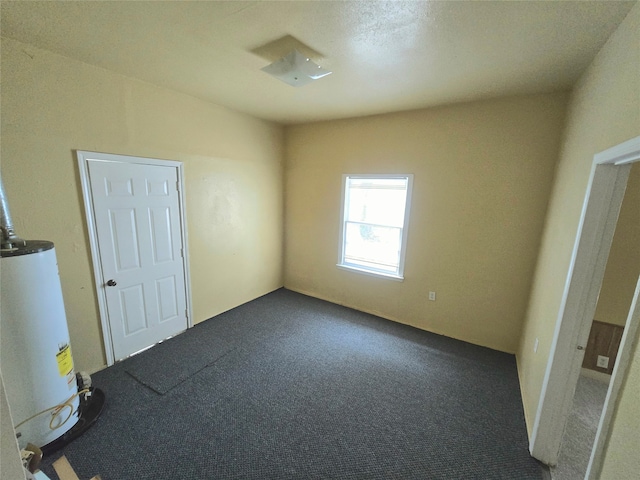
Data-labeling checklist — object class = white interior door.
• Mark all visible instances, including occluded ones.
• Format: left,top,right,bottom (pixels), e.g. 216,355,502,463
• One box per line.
79,152,190,362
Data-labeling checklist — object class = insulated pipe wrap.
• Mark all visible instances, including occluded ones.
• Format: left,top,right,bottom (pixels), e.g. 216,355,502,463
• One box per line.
0,176,25,250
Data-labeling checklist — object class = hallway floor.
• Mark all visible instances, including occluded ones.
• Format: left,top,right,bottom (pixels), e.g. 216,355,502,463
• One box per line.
550,373,609,480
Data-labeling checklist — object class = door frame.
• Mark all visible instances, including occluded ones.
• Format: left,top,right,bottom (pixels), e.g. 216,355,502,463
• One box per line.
529,135,640,467
77,150,193,366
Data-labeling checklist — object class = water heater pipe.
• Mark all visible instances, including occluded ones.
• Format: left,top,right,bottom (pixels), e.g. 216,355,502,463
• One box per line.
0,176,26,250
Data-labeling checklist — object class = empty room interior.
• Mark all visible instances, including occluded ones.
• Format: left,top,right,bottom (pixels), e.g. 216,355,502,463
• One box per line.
1,2,639,479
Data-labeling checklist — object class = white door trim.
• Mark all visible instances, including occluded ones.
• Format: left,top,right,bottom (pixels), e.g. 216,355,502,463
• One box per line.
529,135,640,466
76,151,193,366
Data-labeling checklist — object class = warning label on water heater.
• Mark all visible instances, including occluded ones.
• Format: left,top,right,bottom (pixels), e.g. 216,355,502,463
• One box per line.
56,344,74,377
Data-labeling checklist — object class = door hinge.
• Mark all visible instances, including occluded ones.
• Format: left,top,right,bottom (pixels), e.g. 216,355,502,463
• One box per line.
176,180,180,192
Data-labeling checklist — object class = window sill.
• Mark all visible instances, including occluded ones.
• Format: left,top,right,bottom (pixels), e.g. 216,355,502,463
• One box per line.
336,264,405,282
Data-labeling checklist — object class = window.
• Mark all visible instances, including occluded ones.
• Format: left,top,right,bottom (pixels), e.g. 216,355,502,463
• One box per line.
338,174,413,280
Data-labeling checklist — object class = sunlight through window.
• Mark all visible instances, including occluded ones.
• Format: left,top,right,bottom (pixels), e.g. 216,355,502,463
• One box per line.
338,175,413,279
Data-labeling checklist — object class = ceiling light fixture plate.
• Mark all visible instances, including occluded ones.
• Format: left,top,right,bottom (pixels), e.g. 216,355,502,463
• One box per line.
261,50,332,87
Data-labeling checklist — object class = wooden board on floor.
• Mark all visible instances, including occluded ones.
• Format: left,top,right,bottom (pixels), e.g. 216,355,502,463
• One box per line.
52,455,101,480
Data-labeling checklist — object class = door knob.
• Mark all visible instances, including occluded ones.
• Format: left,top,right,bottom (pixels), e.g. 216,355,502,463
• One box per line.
106,279,117,287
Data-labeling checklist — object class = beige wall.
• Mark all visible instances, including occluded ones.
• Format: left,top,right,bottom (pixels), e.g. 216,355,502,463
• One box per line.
0,37,284,374
284,93,568,354
516,0,639,465
594,164,640,327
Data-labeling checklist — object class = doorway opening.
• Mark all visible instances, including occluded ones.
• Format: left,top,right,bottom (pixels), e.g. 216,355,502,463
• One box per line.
552,161,639,478
529,136,640,477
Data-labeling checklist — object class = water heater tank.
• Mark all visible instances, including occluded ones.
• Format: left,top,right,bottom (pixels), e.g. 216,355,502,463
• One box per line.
1,241,80,448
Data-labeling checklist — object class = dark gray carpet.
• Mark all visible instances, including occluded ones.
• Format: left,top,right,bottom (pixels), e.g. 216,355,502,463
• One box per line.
123,327,235,394
40,288,546,479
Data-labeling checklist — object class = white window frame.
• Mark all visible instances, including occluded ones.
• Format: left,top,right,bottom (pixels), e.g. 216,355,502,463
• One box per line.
337,174,413,281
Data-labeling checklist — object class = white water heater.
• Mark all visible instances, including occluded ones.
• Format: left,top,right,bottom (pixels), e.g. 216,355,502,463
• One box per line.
0,241,80,448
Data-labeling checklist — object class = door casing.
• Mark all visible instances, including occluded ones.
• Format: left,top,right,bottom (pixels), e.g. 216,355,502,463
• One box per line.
77,150,193,366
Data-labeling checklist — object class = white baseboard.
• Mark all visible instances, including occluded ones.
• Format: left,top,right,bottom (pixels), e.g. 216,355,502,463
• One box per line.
580,367,611,384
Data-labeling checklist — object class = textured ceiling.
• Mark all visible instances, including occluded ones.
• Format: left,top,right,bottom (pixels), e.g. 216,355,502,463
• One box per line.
1,1,635,124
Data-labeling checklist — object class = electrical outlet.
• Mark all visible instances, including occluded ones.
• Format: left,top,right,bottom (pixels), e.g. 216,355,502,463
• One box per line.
534,338,539,353
428,291,436,301
597,355,610,369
